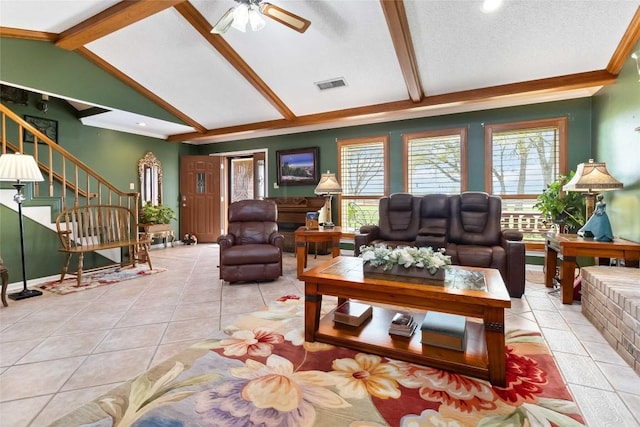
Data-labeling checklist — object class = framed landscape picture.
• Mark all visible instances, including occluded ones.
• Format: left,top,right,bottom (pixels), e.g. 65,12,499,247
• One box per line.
23,115,58,143
276,147,319,186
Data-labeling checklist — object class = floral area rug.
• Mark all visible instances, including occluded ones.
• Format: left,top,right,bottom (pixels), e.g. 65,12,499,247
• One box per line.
39,264,167,295
50,296,585,427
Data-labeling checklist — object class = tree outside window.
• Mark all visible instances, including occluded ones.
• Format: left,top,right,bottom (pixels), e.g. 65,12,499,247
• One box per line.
338,136,389,233
485,118,568,241
404,128,467,194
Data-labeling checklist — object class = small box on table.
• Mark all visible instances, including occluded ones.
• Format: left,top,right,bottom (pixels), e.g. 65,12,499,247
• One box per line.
334,301,372,327
421,311,467,351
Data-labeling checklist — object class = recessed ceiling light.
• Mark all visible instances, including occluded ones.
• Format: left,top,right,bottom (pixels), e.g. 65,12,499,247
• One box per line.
481,0,503,13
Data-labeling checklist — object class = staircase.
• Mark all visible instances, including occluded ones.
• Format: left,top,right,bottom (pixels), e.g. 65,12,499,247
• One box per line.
0,103,140,286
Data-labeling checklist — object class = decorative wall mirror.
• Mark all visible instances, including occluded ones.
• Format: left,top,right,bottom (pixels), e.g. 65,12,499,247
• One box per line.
138,151,163,206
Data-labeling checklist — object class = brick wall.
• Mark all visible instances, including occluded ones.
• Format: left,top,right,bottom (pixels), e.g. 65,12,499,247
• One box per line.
581,266,640,375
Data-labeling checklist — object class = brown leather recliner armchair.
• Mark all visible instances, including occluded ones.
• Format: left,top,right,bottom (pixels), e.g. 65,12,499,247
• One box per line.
217,199,284,283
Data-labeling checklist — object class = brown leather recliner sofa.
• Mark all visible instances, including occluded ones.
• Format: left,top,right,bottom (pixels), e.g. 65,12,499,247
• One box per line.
217,199,284,283
354,192,526,297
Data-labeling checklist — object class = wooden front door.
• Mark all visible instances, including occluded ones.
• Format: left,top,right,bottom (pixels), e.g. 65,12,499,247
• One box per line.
180,155,223,243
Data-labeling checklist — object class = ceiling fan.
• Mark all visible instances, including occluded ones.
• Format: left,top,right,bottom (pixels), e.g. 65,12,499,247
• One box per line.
211,0,311,34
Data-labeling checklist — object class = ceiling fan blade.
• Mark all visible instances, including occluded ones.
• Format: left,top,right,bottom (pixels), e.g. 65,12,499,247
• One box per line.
259,2,310,33
211,7,235,34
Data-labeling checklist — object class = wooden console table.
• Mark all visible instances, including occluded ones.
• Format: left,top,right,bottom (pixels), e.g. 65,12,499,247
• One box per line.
294,226,341,278
266,196,326,252
544,233,640,304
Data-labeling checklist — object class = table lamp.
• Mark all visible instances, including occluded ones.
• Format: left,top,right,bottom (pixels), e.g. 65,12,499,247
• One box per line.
314,170,342,229
562,159,623,241
562,159,623,219
0,153,45,300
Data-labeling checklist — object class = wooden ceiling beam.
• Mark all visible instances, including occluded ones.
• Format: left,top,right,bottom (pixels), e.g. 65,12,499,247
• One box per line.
607,6,640,74
78,47,207,133
380,0,423,103
0,26,57,42
175,2,296,122
169,70,616,142
56,0,187,51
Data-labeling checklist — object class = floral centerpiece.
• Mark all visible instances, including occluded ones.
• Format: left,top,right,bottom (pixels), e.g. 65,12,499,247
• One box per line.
359,244,452,283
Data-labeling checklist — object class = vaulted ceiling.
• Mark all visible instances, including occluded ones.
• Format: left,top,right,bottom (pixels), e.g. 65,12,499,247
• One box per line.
1,1,639,144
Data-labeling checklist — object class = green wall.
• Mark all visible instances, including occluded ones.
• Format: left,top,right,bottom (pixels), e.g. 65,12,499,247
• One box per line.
0,38,182,124
592,41,640,243
200,99,593,198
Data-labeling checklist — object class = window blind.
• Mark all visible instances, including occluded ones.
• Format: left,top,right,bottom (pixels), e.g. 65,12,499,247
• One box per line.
490,126,560,196
338,138,387,232
339,141,385,196
407,134,462,194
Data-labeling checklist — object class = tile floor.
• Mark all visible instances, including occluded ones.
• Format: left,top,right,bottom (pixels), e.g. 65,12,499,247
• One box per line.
1,244,639,426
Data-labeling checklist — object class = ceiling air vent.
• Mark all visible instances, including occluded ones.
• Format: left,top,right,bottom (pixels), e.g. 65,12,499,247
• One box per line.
315,78,347,91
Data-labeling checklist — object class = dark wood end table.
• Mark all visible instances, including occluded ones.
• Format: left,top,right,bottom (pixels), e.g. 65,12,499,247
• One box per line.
294,226,342,278
544,233,640,304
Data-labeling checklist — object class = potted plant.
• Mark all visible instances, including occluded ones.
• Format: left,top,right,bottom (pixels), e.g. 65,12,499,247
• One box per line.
534,172,585,233
140,202,176,232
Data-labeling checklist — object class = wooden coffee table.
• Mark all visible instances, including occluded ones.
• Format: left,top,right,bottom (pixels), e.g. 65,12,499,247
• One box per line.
300,256,512,386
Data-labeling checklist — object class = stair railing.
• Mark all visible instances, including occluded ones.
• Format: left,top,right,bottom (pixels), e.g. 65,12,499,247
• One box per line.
0,103,139,220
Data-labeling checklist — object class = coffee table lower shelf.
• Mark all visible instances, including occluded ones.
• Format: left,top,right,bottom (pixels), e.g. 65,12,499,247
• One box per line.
316,305,490,381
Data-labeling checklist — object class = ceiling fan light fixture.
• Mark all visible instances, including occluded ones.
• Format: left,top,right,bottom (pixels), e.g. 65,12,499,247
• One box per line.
481,0,503,13
231,3,249,32
259,2,310,33
249,8,266,32
211,7,235,34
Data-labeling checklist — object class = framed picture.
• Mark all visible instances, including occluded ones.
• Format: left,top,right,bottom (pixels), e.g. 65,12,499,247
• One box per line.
23,115,58,143
0,85,28,105
276,147,319,186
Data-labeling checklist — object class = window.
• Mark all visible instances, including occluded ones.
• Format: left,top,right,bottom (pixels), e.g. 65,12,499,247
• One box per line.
485,118,568,240
338,136,389,233
403,128,467,194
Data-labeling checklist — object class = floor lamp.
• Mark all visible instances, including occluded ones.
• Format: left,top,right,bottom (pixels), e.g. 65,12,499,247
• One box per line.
0,153,45,300
314,170,342,229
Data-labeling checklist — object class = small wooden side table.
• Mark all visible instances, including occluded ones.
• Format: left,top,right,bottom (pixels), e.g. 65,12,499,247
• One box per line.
544,233,640,304
294,226,342,278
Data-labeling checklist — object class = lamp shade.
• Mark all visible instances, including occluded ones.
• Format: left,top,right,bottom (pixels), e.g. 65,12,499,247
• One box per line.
562,159,623,193
0,153,44,182
314,171,342,195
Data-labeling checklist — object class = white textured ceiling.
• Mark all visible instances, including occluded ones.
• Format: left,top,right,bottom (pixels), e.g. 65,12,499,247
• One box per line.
0,0,638,144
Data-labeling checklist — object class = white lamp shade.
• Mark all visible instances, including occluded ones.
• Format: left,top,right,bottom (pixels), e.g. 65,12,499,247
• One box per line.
231,4,249,32
249,9,266,32
563,159,623,193
314,171,342,195
0,153,44,182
